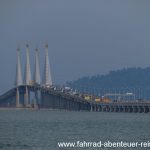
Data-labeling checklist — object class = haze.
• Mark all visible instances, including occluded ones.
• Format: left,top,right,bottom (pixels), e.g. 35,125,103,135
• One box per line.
0,0,150,93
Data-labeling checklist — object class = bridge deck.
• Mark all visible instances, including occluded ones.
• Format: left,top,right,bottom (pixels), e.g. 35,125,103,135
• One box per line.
0,85,150,113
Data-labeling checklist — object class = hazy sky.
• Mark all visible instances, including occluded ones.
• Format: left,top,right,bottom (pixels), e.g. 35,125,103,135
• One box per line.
0,0,150,93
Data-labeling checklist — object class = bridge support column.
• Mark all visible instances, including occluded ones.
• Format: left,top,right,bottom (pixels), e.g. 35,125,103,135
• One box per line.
144,106,149,113
110,106,114,112
16,88,20,107
148,107,150,113
106,106,110,112
133,106,138,113
122,106,126,112
24,86,30,107
102,106,106,112
125,106,129,112
94,105,98,112
90,105,93,112
119,106,123,112
114,106,119,112
138,106,144,113
97,106,100,112
128,106,133,113
32,91,38,108
34,90,40,108
35,91,38,105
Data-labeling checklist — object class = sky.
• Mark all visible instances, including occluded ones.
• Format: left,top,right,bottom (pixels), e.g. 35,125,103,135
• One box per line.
0,0,150,93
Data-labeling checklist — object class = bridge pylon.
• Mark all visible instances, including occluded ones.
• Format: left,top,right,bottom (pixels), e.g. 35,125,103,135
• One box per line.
43,43,52,86
24,44,32,85
15,48,23,86
15,48,23,107
32,48,41,108
24,44,32,107
34,48,41,84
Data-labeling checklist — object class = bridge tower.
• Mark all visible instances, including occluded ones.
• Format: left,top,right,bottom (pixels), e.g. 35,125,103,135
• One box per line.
15,48,23,107
34,48,41,106
15,48,23,86
34,48,41,84
43,43,52,86
24,44,32,107
24,44,32,85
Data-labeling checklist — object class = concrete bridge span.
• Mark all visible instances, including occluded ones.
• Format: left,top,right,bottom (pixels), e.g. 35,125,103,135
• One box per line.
0,85,150,113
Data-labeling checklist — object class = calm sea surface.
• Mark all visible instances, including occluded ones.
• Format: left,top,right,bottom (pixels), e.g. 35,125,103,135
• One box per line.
0,109,150,150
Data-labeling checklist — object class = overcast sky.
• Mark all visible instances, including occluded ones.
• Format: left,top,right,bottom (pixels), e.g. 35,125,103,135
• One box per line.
0,0,150,93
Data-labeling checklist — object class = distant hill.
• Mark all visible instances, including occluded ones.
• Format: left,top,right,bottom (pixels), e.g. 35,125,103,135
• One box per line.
66,67,150,100
67,67,150,89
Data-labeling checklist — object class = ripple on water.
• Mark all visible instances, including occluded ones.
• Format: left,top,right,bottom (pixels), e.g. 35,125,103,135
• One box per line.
0,110,150,150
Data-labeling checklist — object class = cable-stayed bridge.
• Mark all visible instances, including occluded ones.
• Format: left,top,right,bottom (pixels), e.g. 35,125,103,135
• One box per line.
0,44,150,113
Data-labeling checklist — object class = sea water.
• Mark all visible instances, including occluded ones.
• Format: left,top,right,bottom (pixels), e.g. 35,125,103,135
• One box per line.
0,109,150,150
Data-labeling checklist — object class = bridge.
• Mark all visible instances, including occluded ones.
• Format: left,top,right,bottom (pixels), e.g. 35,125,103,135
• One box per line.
0,44,150,113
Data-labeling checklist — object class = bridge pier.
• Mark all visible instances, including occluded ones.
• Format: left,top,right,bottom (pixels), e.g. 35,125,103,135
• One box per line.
119,106,123,112
90,105,93,112
75,101,79,111
68,100,71,110
33,91,38,107
97,106,101,112
110,106,114,112
149,107,150,113
133,106,138,113
102,106,106,112
91,105,96,112
70,100,76,111
16,88,20,107
144,106,149,113
138,106,144,113
123,106,128,112
105,105,110,112
95,105,98,112
99,106,103,112
58,96,63,109
114,106,119,112
128,106,133,113
91,105,98,112
15,87,25,108
24,86,30,107
34,90,39,108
